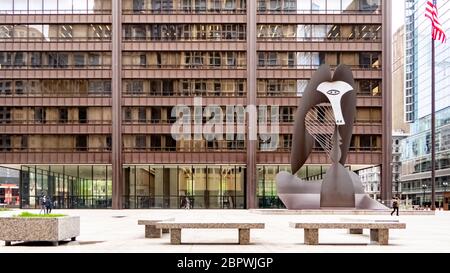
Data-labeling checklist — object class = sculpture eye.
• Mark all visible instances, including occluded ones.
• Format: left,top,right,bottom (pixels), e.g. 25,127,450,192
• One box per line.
327,90,340,95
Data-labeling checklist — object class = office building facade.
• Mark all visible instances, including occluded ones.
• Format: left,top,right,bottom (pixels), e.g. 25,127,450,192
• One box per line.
401,0,450,207
0,0,391,209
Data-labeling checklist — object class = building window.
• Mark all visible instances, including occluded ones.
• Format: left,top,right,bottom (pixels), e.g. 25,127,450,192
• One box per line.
30,52,42,67
89,54,101,66
138,107,147,123
135,135,147,150
151,107,161,123
15,81,24,95
74,53,86,67
0,135,11,151
76,135,88,151
79,107,87,124
106,135,112,151
225,0,236,10
150,135,161,150
270,0,281,11
194,81,206,96
89,81,110,95
21,135,28,150
0,52,12,67
59,108,69,123
150,80,162,95
133,0,145,12
14,52,26,67
34,107,46,124
258,0,266,11
124,107,132,122
140,54,147,66
195,0,207,11
210,52,221,67
0,81,12,95
162,80,173,96
226,52,236,67
214,82,221,96
125,81,144,95
0,107,11,123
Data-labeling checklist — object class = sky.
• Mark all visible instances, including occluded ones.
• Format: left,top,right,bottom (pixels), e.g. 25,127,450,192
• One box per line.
392,0,406,33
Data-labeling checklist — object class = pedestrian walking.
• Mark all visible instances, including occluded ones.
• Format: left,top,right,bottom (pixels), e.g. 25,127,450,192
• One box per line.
39,194,47,214
391,196,400,216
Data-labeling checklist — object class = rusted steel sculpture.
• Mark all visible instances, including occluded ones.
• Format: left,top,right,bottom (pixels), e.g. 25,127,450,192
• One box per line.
276,64,387,210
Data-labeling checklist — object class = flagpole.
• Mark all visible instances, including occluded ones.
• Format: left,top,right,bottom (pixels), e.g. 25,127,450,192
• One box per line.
431,1,437,211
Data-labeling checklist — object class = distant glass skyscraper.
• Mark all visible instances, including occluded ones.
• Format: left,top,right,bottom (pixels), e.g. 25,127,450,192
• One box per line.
401,0,450,208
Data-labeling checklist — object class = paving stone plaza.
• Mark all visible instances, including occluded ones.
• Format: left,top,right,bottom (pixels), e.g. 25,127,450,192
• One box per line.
1,209,449,253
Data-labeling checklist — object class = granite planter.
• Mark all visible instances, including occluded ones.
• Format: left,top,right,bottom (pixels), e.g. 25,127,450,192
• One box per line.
0,216,80,246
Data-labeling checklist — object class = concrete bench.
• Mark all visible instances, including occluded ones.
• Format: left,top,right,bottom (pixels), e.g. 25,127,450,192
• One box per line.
289,222,406,245
339,218,400,234
137,218,174,238
155,222,265,245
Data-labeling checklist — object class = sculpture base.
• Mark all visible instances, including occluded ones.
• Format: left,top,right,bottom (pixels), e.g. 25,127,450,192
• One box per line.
276,171,388,210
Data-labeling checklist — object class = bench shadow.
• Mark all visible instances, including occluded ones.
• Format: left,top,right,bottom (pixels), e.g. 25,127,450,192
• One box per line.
9,240,73,247
160,242,255,245
315,243,369,246
78,241,106,245
8,240,105,247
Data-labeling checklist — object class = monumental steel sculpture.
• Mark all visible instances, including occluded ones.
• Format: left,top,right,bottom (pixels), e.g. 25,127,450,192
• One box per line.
276,64,387,210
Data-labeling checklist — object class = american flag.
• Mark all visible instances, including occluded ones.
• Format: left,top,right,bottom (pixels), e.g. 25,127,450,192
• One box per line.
425,0,446,43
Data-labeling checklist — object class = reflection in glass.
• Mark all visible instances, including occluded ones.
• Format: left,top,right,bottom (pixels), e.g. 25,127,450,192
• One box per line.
44,0,58,13
1,0,13,14
58,0,73,13
73,0,87,13
14,0,28,13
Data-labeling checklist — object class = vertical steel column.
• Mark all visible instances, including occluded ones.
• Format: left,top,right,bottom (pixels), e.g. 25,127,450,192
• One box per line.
112,0,123,209
246,0,257,209
381,0,393,203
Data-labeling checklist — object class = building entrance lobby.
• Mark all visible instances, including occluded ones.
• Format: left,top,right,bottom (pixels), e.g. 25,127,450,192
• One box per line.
19,165,245,209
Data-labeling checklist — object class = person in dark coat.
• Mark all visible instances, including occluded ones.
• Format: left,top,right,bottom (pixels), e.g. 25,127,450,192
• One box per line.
45,196,53,214
391,196,400,216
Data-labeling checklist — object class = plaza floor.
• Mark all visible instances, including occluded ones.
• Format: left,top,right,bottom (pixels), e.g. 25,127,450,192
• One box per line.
0,209,449,253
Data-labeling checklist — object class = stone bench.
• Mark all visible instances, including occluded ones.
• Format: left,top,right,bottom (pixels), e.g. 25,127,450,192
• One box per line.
289,222,406,245
137,218,175,238
155,222,265,245
339,218,400,234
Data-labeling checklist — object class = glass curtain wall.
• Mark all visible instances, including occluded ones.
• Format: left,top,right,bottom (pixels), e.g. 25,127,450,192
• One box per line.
123,165,245,209
20,165,111,208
